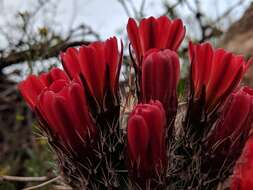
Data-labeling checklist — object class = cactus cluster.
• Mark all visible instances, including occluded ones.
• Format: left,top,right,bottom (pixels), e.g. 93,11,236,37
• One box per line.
19,16,253,190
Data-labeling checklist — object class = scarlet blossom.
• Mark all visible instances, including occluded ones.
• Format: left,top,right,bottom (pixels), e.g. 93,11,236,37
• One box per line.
189,42,252,114
231,136,253,190
18,68,68,109
127,16,185,67
127,100,167,184
61,37,123,112
60,38,125,183
141,49,180,128
18,68,96,154
204,87,253,171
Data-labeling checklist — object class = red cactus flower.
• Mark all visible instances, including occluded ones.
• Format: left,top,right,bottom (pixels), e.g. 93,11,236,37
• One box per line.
18,68,96,154
127,100,167,183
61,37,123,111
204,87,253,171
18,68,68,109
141,49,180,128
127,16,185,67
231,136,253,190
189,42,252,114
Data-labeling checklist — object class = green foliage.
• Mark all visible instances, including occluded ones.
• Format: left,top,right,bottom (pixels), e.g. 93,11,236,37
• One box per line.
0,182,16,190
0,124,55,190
177,78,186,97
24,143,55,177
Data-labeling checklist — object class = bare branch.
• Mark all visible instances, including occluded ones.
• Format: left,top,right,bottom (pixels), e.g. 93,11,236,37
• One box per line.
0,175,48,182
0,40,90,71
117,0,132,17
22,176,61,190
214,0,245,23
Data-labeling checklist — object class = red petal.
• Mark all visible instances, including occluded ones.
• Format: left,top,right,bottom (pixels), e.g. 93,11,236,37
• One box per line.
206,51,244,110
140,104,165,163
79,44,106,104
18,75,45,109
61,47,80,79
37,91,62,135
142,54,154,102
139,17,157,52
68,82,95,136
166,19,185,51
191,42,213,97
52,95,85,151
127,18,143,65
49,79,68,93
156,16,172,48
105,37,119,94
127,115,149,162
39,68,69,87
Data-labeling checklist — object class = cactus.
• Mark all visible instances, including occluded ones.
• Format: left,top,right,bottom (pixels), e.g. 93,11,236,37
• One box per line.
18,16,253,190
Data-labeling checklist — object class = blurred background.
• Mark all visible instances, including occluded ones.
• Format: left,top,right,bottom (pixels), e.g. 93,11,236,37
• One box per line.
0,0,252,189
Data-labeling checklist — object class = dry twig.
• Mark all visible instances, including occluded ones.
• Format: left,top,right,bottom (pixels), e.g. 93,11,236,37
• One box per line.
0,175,48,182
22,176,61,190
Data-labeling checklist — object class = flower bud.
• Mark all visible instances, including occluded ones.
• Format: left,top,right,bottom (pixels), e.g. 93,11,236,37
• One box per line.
141,49,180,130
127,100,167,187
204,87,253,173
231,136,253,190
